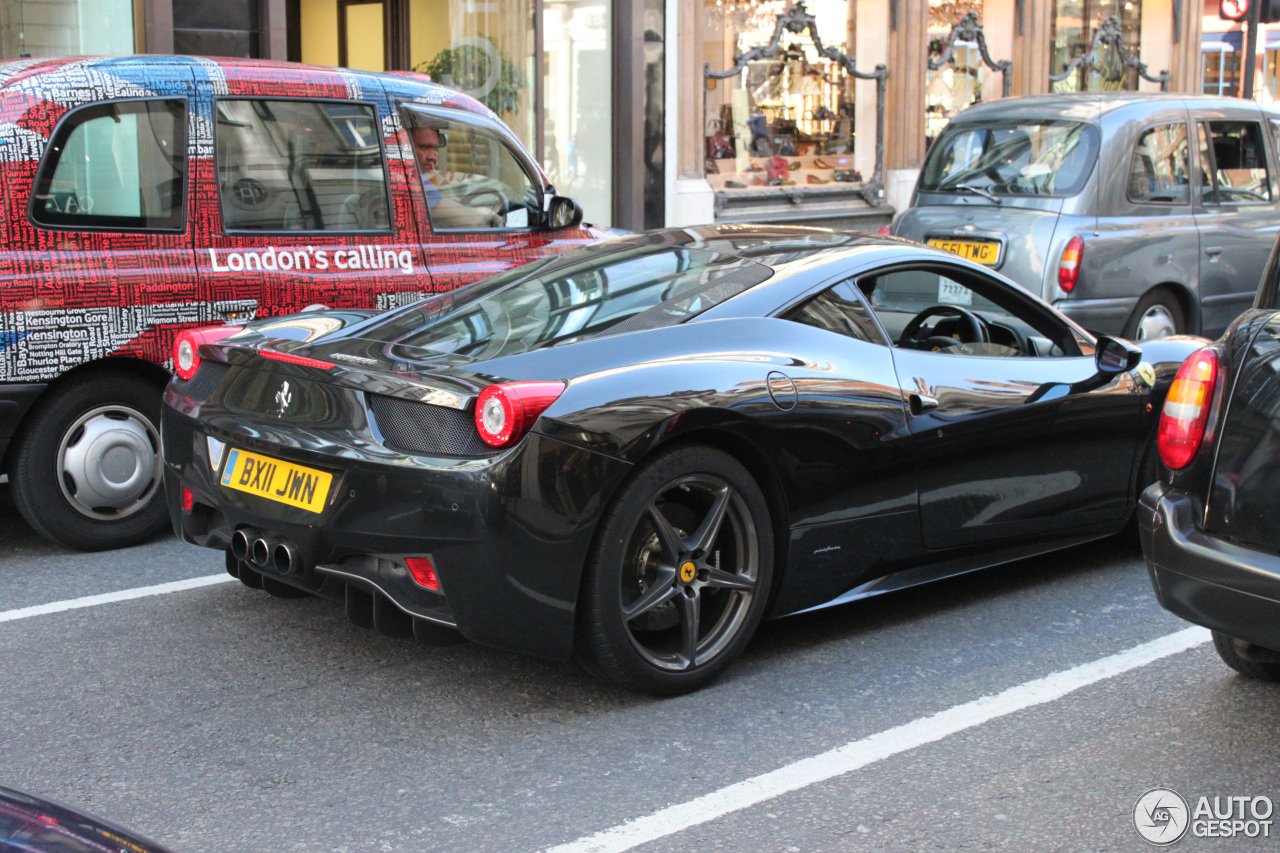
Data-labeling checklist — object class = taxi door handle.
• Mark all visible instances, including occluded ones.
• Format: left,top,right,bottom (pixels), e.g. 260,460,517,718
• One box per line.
1204,246,1223,261
909,393,938,415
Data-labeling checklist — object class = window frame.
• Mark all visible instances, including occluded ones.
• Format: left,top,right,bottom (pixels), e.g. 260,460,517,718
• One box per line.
1196,118,1274,207
847,261,1085,358
399,101,548,234
28,97,189,234
1125,120,1191,206
212,95,396,237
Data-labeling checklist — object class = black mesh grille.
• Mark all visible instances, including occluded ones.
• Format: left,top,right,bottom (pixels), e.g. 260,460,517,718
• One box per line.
331,555,455,623
178,360,230,400
369,394,498,458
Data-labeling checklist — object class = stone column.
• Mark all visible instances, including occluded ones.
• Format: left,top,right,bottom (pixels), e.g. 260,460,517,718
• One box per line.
671,0,714,225
1168,0,1204,94
139,0,173,54
883,0,928,211
1011,0,1051,96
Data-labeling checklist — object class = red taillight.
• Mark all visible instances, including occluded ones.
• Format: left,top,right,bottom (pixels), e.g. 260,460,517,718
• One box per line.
173,325,243,381
259,349,336,370
1158,348,1219,469
878,224,893,236
181,486,195,513
405,556,439,590
475,381,566,448
1058,236,1084,292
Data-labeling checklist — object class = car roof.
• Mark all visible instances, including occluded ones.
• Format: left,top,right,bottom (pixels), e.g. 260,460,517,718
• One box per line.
0,55,492,118
949,92,1280,124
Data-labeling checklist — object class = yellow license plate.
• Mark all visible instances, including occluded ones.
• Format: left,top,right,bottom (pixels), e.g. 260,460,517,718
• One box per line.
928,238,1001,265
219,448,332,513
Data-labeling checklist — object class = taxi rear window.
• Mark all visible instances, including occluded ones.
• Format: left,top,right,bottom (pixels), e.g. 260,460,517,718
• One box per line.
32,99,186,231
920,120,1099,197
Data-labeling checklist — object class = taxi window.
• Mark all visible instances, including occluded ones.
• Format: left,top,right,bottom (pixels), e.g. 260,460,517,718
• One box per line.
32,99,186,231
1199,120,1272,204
402,107,541,231
215,99,391,232
1128,123,1190,204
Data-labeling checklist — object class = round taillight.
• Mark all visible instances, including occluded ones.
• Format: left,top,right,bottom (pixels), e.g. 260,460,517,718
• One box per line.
172,325,243,382
1158,348,1219,470
474,381,566,448
1058,235,1084,293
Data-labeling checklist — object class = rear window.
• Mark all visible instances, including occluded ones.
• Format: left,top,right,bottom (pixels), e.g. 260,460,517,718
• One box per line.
362,244,773,364
919,120,1099,197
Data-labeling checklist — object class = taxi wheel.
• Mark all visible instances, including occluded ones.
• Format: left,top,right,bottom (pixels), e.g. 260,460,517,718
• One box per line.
1211,631,1280,682
576,446,773,696
1123,291,1183,340
9,371,167,552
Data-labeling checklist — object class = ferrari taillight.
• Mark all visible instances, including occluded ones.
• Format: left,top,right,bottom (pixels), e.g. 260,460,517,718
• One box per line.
1058,236,1084,292
475,381,566,448
173,325,243,381
406,556,439,590
1158,348,1219,469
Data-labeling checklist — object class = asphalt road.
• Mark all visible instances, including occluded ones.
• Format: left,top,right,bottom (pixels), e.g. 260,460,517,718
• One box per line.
3,487,1277,853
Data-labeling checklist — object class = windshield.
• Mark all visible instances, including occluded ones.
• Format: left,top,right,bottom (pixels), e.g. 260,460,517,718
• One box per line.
920,120,1099,196
361,244,773,364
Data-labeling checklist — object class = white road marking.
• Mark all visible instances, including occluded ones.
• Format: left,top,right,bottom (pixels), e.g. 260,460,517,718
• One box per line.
547,626,1211,853
0,574,235,623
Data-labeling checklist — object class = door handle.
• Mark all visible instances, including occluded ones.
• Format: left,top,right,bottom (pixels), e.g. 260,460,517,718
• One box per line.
909,393,938,415
1204,246,1224,261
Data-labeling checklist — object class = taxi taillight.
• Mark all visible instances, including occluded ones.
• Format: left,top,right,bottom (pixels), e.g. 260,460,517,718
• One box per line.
173,325,243,381
1058,236,1084,292
1158,348,1219,469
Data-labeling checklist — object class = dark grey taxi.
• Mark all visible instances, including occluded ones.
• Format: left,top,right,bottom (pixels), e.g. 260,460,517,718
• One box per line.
894,93,1280,340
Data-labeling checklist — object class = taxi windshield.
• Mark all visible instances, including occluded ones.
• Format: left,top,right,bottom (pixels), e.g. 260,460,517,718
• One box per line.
920,120,1099,197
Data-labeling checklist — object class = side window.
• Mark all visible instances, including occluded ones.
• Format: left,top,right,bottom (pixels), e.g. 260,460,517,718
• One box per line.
402,107,541,231
780,281,882,344
32,99,186,230
857,267,1076,358
1198,120,1271,204
1128,123,1189,203
215,99,390,232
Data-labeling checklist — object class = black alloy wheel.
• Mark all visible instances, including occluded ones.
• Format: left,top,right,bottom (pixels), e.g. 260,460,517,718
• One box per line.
577,445,773,695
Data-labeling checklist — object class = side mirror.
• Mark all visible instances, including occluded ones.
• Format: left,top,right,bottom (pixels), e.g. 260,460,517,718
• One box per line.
1095,335,1142,375
547,196,583,230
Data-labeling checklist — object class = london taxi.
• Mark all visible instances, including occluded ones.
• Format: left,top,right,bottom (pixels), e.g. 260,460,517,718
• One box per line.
0,56,605,551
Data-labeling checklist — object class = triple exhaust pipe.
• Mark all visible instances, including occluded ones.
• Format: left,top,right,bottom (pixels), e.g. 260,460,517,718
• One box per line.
231,527,301,575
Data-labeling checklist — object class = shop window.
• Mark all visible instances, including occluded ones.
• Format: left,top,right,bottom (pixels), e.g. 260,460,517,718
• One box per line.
1050,0,1143,92
403,108,541,231
0,0,133,57
1198,121,1271,204
1265,48,1280,102
215,99,391,233
1203,46,1241,97
702,0,859,193
32,99,187,231
1128,123,1189,204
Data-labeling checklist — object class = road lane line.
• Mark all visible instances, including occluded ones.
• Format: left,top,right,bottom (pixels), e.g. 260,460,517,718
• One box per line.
0,574,235,623
547,625,1211,853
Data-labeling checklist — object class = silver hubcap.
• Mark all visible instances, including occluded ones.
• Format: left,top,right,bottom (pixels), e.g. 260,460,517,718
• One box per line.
620,474,759,672
1135,304,1177,340
56,405,161,520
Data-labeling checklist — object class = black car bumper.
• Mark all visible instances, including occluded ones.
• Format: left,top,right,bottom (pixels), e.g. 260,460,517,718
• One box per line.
1139,481,1280,652
162,390,633,661
0,383,46,465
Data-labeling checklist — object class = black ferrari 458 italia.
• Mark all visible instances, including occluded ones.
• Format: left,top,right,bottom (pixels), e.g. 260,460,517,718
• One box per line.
162,227,1202,694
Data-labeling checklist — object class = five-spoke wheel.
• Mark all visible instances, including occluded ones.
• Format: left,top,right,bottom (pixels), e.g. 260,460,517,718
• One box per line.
577,446,773,695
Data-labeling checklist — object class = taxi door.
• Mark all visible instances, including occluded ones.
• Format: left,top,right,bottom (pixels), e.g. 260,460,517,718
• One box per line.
188,62,434,323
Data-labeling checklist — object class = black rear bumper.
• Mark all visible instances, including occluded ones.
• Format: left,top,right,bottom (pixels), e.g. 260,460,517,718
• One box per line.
163,390,633,661
1139,481,1280,652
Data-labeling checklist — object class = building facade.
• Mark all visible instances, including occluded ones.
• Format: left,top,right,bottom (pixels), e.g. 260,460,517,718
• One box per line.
0,1,1269,229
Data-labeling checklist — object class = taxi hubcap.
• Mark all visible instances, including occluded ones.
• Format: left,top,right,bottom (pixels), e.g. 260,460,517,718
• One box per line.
57,405,161,520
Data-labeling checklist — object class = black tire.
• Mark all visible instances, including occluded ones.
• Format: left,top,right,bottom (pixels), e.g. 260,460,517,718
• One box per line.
1212,631,1280,682
575,445,774,695
9,370,167,551
1123,290,1184,340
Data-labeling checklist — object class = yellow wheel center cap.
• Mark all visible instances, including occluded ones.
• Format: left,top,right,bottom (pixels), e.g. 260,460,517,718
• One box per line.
679,561,697,584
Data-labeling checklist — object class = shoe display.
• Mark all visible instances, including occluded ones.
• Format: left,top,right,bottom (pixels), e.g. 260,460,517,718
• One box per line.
806,174,828,184
726,180,747,188
705,159,720,174
745,160,763,172
812,105,837,121
814,158,832,169
789,161,802,170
